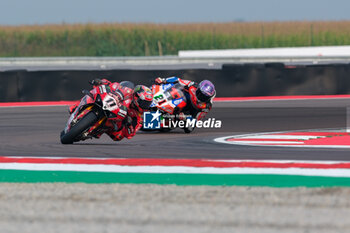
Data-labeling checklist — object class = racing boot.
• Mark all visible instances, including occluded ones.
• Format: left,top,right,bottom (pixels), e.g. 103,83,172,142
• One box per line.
92,131,104,139
107,130,124,141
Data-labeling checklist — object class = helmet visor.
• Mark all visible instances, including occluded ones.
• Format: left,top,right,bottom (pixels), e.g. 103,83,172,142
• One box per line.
137,98,152,110
197,80,216,102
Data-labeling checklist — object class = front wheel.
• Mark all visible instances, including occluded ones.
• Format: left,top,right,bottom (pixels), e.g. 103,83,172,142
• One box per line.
60,111,98,144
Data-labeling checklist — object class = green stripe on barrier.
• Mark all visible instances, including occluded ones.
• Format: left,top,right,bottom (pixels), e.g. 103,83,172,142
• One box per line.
1,169,350,187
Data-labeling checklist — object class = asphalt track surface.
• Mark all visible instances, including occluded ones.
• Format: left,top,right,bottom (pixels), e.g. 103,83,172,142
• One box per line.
1,98,350,161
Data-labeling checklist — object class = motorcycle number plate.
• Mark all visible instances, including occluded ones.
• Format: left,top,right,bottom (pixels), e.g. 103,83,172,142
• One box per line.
102,95,119,111
153,93,166,102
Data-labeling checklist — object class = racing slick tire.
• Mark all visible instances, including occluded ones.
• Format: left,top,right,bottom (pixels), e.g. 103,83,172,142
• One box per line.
60,111,98,144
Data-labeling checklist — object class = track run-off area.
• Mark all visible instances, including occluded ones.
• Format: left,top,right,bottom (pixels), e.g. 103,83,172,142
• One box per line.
2,95,350,186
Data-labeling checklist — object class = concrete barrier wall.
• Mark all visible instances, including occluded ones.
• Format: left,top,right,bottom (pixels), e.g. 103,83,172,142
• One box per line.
178,46,350,58
1,63,350,102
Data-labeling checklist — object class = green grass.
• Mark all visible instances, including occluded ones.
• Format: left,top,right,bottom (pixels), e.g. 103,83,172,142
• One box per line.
1,21,350,57
2,170,350,187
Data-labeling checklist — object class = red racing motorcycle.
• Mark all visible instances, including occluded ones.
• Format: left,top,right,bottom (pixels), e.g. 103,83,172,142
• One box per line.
60,84,125,144
149,82,195,133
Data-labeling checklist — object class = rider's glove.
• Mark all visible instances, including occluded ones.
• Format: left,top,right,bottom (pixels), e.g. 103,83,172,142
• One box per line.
123,116,135,138
126,124,135,136
123,115,133,126
89,79,103,86
155,77,165,84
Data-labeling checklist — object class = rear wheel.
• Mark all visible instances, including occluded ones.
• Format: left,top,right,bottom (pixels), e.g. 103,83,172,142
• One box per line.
60,111,98,144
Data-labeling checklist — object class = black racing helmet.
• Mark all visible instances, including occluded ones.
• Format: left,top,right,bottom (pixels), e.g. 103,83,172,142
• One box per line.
133,85,153,111
196,80,216,102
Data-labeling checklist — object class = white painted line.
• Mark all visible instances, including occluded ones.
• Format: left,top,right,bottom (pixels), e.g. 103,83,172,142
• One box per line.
347,107,350,133
251,145,350,148
213,159,350,164
214,129,350,148
236,135,323,140
228,141,304,144
2,163,350,177
217,139,350,148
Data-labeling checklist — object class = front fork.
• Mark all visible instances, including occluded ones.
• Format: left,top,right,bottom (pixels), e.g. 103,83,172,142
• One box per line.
86,116,107,135
81,105,108,137
69,105,106,137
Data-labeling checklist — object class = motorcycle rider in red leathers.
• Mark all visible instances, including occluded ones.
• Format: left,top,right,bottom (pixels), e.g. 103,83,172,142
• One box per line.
154,76,216,121
69,78,153,141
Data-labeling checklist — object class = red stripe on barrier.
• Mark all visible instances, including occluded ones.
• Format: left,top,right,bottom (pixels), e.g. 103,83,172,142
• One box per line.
1,94,350,107
1,156,350,169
